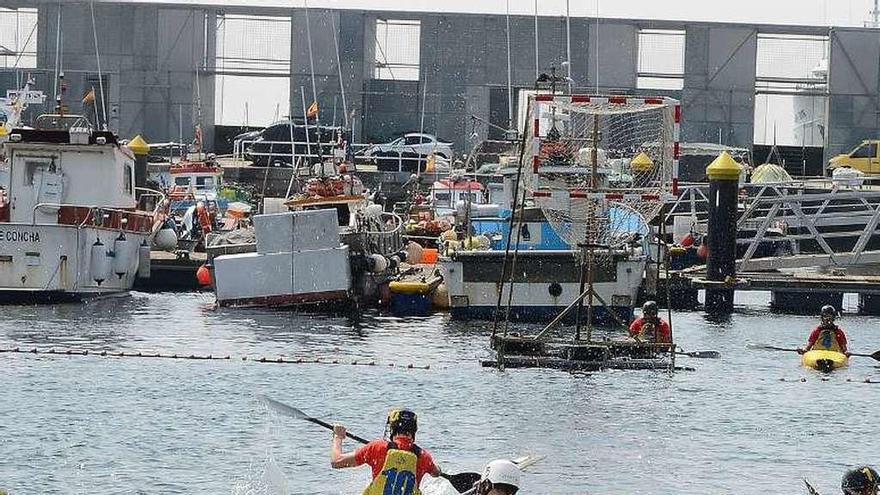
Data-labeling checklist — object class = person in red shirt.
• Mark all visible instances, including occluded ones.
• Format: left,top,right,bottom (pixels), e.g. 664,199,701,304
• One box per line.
628,300,671,343
331,409,441,495
799,305,848,354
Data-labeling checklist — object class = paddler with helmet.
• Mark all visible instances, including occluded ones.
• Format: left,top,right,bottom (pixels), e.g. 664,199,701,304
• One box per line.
473,459,521,495
330,409,441,494
798,305,849,355
841,466,879,495
628,300,671,343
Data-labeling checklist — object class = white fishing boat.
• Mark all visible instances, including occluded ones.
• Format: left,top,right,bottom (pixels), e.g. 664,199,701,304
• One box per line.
0,113,155,302
439,90,680,324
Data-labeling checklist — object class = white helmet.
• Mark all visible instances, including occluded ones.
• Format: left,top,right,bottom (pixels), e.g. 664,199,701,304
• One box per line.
483,459,521,489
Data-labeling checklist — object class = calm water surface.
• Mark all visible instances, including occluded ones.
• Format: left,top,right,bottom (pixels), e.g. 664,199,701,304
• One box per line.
1,291,878,494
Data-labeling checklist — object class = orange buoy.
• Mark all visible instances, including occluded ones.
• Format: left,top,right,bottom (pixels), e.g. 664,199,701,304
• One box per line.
196,264,212,286
697,243,708,260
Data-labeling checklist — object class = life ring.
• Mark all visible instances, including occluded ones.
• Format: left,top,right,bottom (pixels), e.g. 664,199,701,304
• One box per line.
196,201,212,234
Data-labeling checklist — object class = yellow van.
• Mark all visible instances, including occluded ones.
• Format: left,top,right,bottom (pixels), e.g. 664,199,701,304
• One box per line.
828,140,880,174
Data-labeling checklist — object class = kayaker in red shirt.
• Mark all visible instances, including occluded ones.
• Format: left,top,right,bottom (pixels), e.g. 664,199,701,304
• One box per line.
799,305,848,354
330,409,441,495
628,300,671,343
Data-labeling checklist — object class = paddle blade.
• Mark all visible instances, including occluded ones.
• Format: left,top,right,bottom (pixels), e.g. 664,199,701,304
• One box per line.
442,472,482,493
511,453,546,470
260,395,310,420
690,351,721,359
872,350,880,361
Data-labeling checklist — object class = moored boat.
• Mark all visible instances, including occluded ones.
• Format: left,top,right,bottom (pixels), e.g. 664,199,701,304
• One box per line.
0,113,155,302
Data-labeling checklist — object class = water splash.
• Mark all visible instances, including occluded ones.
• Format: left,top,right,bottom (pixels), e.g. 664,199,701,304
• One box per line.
230,452,290,495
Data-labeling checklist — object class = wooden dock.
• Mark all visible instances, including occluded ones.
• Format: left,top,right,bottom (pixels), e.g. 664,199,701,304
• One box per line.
666,266,880,314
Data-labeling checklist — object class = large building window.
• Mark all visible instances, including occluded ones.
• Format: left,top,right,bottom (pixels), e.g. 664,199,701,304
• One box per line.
374,19,420,81
754,33,828,147
215,13,291,126
0,8,38,69
636,29,685,91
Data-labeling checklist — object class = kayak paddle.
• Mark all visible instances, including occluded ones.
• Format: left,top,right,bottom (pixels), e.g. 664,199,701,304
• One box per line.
260,395,482,494
804,479,823,495
750,345,880,361
675,349,721,359
847,349,880,361
747,344,800,352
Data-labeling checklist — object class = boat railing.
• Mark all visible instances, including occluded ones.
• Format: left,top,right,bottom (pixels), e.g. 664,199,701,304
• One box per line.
136,186,166,215
363,211,405,256
32,202,153,232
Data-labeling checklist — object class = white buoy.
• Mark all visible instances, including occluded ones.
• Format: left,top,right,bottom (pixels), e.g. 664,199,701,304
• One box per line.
137,240,150,279
112,233,131,278
370,253,388,273
153,219,178,251
90,239,110,285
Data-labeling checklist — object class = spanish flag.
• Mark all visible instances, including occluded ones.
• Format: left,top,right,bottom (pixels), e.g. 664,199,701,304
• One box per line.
306,101,318,119
82,86,96,105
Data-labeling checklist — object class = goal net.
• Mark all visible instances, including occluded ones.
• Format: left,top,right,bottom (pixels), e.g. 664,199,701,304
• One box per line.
520,94,680,249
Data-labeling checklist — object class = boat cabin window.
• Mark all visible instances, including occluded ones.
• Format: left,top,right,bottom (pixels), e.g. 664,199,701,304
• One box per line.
174,177,191,186
195,176,215,188
124,165,133,194
457,192,479,203
851,143,877,159
404,135,426,145
25,159,55,185
433,191,451,205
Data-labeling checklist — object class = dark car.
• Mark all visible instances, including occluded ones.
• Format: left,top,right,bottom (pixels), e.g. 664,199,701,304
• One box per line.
239,119,342,167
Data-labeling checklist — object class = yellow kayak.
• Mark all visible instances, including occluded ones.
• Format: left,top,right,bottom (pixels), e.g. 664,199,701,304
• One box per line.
801,349,849,372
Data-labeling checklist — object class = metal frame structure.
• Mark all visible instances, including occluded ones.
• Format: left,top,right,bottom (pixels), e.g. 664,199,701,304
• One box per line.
666,179,880,271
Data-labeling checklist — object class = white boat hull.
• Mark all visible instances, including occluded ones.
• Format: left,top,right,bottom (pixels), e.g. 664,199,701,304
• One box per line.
0,223,149,301
438,250,645,324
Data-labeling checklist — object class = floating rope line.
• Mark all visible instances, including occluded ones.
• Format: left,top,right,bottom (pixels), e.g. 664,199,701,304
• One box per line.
778,376,880,384
0,347,431,370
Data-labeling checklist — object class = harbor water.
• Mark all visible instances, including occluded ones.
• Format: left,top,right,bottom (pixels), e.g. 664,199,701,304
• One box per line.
2,291,878,494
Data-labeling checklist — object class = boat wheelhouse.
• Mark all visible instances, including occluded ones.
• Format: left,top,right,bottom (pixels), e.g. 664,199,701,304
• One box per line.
0,114,154,301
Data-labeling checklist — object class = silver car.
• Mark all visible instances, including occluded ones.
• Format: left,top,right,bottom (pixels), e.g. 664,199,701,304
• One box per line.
363,133,454,161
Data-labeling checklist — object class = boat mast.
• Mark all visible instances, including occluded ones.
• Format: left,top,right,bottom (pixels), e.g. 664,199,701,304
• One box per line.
330,14,349,129
505,0,513,129
89,1,108,130
533,0,539,80
565,0,572,93
303,0,323,164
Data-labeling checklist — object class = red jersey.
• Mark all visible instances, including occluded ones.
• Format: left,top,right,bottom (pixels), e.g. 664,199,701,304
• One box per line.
806,325,847,352
628,317,671,343
355,436,436,485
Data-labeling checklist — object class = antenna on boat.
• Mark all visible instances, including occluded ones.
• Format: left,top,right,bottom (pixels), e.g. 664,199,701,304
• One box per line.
302,0,324,166
55,72,66,117
533,0,539,80
505,0,514,129
330,14,348,129
565,0,572,93
89,1,108,130
194,69,204,154
53,5,62,103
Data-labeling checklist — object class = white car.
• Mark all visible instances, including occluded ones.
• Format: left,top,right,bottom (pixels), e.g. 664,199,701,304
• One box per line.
362,133,454,161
